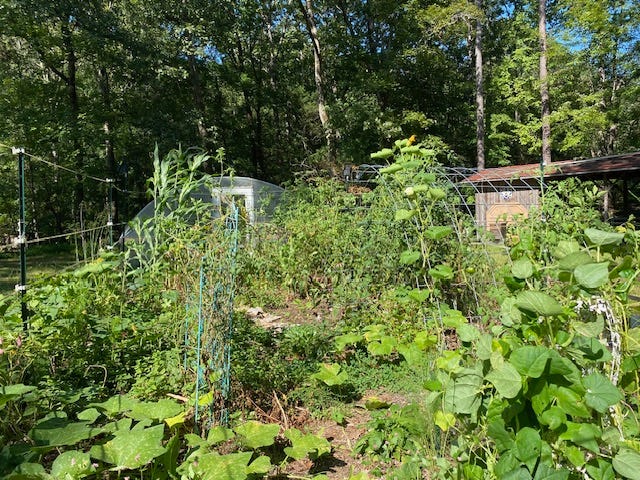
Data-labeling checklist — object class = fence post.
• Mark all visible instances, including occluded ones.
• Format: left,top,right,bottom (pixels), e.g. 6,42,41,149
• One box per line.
106,178,114,246
13,147,28,333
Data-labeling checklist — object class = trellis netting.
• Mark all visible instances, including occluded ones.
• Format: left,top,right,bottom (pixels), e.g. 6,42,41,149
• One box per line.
122,168,274,428
185,204,239,428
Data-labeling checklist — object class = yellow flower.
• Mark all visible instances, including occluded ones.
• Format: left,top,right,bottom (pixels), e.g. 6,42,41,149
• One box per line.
407,135,417,146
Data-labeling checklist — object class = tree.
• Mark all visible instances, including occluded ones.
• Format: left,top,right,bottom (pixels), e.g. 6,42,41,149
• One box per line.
416,0,485,167
539,0,552,165
475,0,486,169
297,0,337,166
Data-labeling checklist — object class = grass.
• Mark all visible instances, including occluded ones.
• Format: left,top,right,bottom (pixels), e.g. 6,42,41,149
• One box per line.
0,244,78,294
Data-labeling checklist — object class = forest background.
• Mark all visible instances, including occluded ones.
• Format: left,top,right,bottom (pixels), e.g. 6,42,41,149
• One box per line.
0,0,639,239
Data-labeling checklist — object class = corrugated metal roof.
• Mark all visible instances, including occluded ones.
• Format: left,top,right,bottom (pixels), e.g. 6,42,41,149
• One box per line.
464,151,640,184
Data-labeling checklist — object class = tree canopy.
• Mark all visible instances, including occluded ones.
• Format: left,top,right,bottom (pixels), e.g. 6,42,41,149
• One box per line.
0,0,639,237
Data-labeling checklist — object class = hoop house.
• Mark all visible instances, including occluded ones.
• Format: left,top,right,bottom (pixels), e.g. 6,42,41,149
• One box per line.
122,176,284,241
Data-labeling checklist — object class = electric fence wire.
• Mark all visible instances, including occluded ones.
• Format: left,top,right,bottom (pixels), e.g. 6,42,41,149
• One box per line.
0,224,126,253
0,144,149,247
25,223,126,246
0,142,147,196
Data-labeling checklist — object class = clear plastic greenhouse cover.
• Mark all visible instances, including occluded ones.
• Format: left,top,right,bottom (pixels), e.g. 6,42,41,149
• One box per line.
122,176,284,241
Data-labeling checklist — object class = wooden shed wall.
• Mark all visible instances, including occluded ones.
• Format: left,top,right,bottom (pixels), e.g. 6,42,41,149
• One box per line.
475,190,540,238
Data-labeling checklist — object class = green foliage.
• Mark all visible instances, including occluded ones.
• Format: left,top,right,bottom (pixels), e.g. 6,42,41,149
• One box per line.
3,138,640,480
425,218,640,478
355,403,433,463
0,388,336,478
284,428,331,461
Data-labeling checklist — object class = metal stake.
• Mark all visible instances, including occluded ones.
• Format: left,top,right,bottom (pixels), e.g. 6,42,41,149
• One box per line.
13,147,28,333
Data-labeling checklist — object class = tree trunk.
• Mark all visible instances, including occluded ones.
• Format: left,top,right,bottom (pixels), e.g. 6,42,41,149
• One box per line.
298,0,336,165
475,0,485,170
538,0,551,166
61,20,84,211
188,54,210,149
99,66,118,226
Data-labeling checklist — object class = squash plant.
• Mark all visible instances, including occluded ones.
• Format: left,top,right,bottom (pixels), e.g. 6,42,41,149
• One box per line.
428,224,640,479
0,390,331,478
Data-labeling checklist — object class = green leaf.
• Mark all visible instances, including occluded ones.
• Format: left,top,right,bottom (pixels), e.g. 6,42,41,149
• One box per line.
486,362,522,398
574,262,610,289
552,240,581,259
558,251,593,271
443,368,482,417
235,421,280,449
547,350,582,384
515,427,541,473
284,428,331,461
494,451,523,479
89,424,166,470
584,372,622,413
89,395,137,417
585,228,624,247
395,209,416,221
613,448,640,480
622,354,640,373
562,444,585,467
6,462,49,478
442,308,466,328
434,410,456,431
532,462,569,480
128,399,183,421
436,350,462,373
585,459,616,480
509,346,550,378
0,384,36,410
427,187,446,201
367,335,397,356
515,291,563,316
555,387,590,418
399,250,421,265
512,258,534,279
183,451,252,480
476,333,493,361
500,297,522,326
424,225,453,240
397,343,427,366
538,406,566,430
73,260,119,277
312,363,348,386
101,418,132,435
463,463,484,480
334,333,363,351
558,422,601,453
487,418,515,453
457,323,480,343
407,288,430,303
364,397,392,410
413,330,438,350
50,451,94,479
51,450,95,480
207,425,235,445
30,415,100,448
160,434,180,477
165,412,186,429
246,455,272,475
76,408,101,423
372,149,395,161
572,316,605,337
428,264,454,280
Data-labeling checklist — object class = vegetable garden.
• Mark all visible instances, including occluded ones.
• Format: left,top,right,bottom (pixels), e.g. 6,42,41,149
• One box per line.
1,140,640,480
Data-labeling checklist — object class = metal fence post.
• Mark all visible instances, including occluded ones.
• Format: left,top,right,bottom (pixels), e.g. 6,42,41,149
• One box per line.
13,147,28,333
